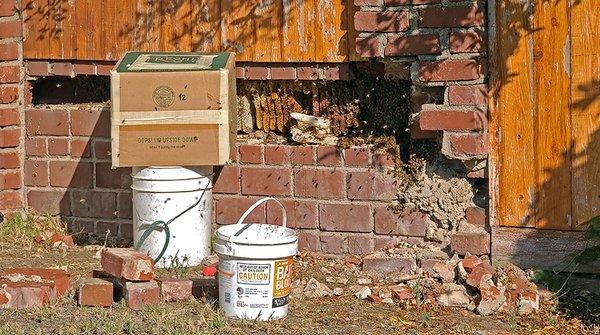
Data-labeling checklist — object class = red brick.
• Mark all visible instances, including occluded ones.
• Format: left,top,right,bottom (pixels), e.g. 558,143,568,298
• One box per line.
419,59,484,82
374,236,397,250
0,151,19,168
49,161,93,188
466,206,487,227
467,168,486,179
0,1,16,16
123,281,160,310
410,0,440,3
156,278,192,302
420,107,486,131
27,190,70,215
354,11,409,32
266,199,318,229
355,37,383,58
25,137,46,156
0,108,19,126
291,146,315,165
0,128,19,148
344,147,369,167
79,278,113,307
120,223,133,240
213,165,240,194
410,119,438,139
362,254,417,274
373,150,395,168
297,66,320,80
0,86,18,103
241,167,291,196
1,268,70,297
347,171,397,200
450,30,485,53
50,62,73,76
419,6,485,28
71,139,91,157
214,196,266,224
238,144,263,164
444,133,488,156
356,0,380,5
236,66,245,79
1,171,20,189
270,66,296,80
294,169,344,199
245,66,269,80
24,160,48,186
72,191,117,218
0,190,21,209
374,207,428,237
95,163,132,188
448,84,487,105
73,61,96,75
71,108,111,137
26,109,69,136
47,138,69,156
96,62,114,76
93,140,111,159
0,42,18,61
96,221,119,237
0,20,21,38
264,145,290,165
316,146,341,166
117,192,133,219
324,64,351,81
320,234,346,254
0,65,19,83
320,203,372,232
347,235,374,255
298,232,320,252
466,262,495,288
0,281,54,309
451,232,490,255
26,61,49,76
385,34,441,56
101,248,155,281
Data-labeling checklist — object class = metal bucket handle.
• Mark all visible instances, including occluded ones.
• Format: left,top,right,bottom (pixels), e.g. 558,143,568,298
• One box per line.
228,197,287,242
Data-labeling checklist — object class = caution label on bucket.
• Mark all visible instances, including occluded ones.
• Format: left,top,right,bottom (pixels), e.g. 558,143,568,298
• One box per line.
237,263,271,285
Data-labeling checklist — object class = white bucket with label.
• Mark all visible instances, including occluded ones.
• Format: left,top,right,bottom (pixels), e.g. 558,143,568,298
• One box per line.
214,197,297,320
132,166,213,268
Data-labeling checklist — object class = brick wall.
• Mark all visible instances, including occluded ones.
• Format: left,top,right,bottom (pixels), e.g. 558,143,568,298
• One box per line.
353,0,489,162
0,0,24,217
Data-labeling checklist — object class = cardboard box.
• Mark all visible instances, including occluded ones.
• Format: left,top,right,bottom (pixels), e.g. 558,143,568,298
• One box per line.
110,52,237,167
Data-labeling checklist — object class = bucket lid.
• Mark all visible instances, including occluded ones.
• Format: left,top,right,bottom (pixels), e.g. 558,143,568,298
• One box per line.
215,223,297,245
214,197,297,246
131,166,213,181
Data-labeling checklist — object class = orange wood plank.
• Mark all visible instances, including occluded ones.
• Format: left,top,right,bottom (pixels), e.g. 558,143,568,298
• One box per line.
22,0,50,59
160,0,193,52
190,0,221,52
570,0,600,230
497,0,536,227
315,0,348,62
533,0,572,230
220,0,255,61
253,0,283,62
74,0,103,59
101,0,117,59
48,0,75,59
281,0,316,62
131,0,161,52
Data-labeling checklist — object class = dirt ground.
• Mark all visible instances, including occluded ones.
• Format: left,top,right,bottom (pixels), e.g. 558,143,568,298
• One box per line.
0,244,598,335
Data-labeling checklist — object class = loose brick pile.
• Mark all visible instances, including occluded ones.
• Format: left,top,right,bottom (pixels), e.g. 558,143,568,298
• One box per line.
0,267,70,309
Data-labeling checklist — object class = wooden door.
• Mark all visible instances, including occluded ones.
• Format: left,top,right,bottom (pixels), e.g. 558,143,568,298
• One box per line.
495,0,600,230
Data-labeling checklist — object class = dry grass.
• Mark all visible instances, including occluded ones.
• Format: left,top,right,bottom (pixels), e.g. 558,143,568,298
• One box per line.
0,213,68,249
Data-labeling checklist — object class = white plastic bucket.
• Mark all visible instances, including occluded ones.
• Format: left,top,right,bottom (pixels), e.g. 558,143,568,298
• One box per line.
214,197,298,320
132,166,213,268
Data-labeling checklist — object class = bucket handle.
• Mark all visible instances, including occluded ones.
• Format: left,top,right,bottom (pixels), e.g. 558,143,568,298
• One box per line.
235,197,287,229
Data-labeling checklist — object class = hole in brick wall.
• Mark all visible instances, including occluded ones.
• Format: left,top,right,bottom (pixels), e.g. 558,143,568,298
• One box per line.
30,76,110,105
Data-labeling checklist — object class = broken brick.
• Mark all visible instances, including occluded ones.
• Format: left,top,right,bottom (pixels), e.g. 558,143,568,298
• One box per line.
476,283,506,316
79,278,113,307
461,254,483,272
156,278,192,302
123,281,160,311
201,265,217,277
466,263,495,289
367,294,383,303
389,284,415,300
1,268,70,296
101,248,154,281
192,277,218,301
362,253,417,274
0,281,55,309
